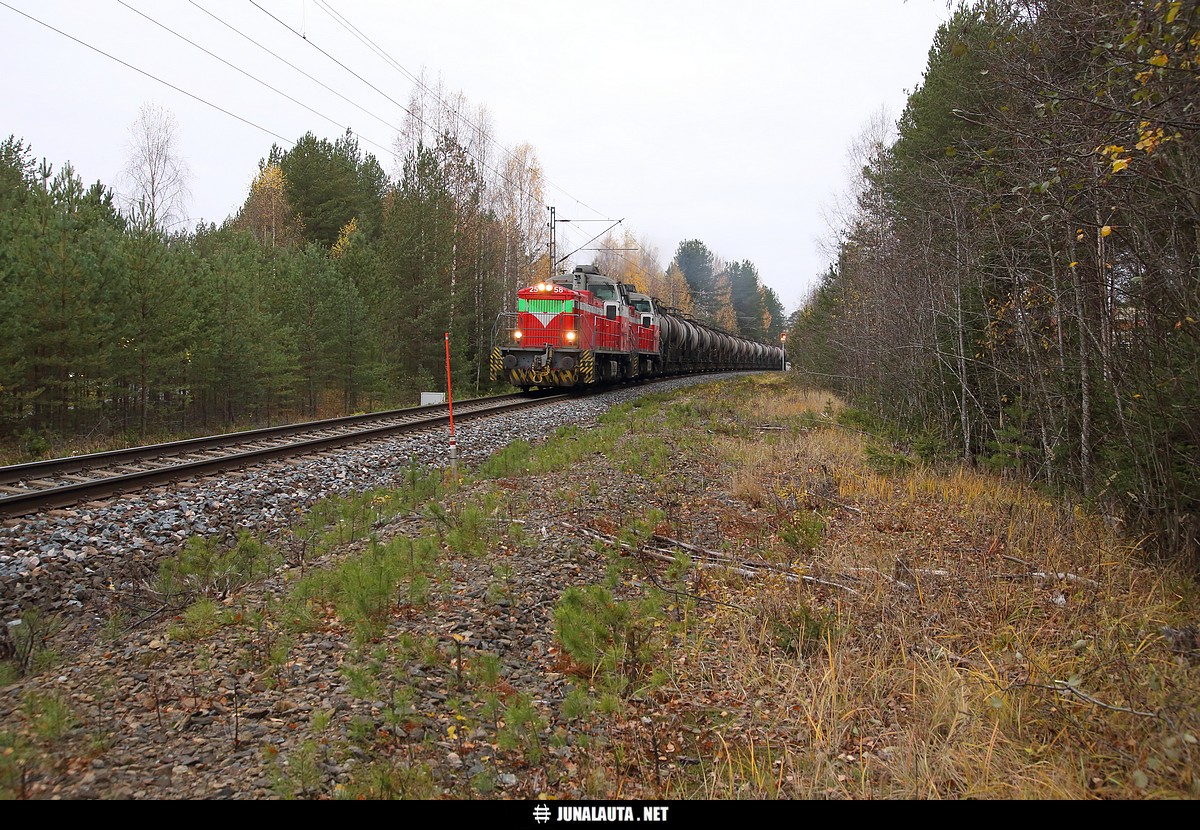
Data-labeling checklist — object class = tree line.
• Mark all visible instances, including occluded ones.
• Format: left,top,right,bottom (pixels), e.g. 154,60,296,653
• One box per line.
592,233,788,343
788,0,1199,566
0,87,785,452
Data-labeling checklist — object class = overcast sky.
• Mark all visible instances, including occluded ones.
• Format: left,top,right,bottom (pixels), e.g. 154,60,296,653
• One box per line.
2,0,951,312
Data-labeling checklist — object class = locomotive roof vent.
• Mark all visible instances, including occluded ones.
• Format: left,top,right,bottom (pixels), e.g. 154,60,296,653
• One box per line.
573,264,601,275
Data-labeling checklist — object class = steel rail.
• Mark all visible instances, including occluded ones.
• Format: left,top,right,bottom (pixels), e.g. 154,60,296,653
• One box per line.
0,392,546,486
0,393,569,518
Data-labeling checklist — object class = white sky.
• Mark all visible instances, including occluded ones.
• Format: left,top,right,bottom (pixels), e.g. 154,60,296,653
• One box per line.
1,0,950,312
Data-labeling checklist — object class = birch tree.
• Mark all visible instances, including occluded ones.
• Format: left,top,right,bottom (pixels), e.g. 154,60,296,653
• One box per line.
122,103,191,233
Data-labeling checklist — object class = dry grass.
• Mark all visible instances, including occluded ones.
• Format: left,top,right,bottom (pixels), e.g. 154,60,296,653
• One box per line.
744,380,843,422
657,375,1200,799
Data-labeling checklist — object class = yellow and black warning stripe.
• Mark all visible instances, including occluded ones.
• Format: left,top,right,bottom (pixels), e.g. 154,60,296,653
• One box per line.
507,367,579,387
489,347,503,383
579,350,595,384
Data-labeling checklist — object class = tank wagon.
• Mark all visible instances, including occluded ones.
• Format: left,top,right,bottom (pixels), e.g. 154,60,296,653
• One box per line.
490,264,783,390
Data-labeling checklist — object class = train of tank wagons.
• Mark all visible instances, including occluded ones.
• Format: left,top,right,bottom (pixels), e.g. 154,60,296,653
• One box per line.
490,264,785,390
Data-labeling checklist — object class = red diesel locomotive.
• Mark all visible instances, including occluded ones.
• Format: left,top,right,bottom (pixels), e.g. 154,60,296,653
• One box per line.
490,264,783,390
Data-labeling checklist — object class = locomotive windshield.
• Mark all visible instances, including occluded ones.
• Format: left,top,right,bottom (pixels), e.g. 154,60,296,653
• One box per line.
590,283,618,302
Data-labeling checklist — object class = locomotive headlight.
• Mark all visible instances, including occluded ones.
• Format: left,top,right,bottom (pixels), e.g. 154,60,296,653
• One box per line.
565,330,577,343
513,330,523,340
536,282,547,292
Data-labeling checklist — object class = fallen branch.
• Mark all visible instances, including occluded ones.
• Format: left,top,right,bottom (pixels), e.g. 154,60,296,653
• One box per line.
841,566,913,591
568,527,854,592
638,529,859,594
121,604,175,635
995,679,1165,722
989,571,1100,588
795,573,858,594
651,534,714,556
650,534,806,576
579,526,764,579
909,641,974,669
1050,681,1163,720
805,490,864,515
639,570,750,614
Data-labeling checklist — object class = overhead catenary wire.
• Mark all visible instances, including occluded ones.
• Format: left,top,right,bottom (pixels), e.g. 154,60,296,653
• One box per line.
248,0,415,120
269,2,653,275
249,0,614,274
313,1,433,103
238,2,637,273
313,0,611,222
186,0,405,140
248,0,537,199
116,0,397,163
188,0,537,204
6,0,651,278
0,0,293,146
557,219,624,266
15,0,541,221
0,1,493,236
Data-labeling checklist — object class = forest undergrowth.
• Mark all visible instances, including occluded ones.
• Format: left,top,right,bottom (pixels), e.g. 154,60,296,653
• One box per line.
2,373,1197,800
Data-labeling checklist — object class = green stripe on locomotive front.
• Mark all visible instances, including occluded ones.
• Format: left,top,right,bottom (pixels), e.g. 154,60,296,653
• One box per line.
517,298,575,313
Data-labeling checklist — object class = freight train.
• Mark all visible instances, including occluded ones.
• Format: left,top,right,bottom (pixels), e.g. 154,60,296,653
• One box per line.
489,264,784,390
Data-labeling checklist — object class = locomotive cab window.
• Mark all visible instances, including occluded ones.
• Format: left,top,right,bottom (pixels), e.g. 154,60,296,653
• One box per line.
591,283,617,302
629,295,654,327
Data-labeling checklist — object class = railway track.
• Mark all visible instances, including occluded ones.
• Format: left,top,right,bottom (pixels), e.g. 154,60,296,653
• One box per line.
0,391,569,518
